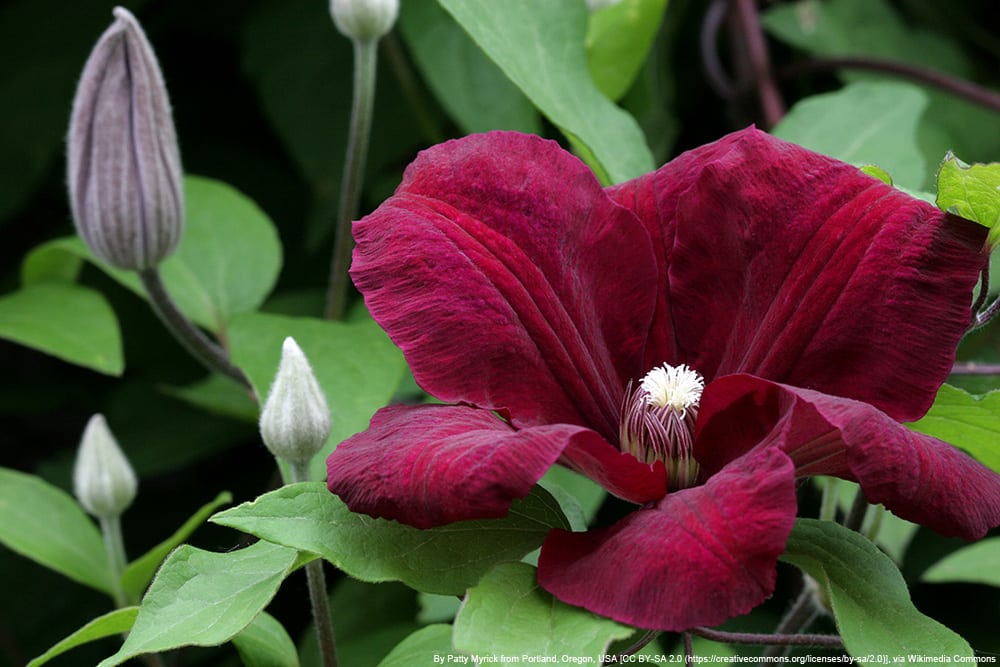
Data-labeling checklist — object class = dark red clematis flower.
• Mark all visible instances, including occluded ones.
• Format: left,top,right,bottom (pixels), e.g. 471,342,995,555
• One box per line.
327,128,1000,631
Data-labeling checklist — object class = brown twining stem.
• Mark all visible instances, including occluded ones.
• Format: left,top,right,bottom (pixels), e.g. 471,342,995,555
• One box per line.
700,0,737,100
691,626,844,649
731,0,785,127
602,630,659,665
951,362,1000,375
779,56,1000,115
971,294,1000,332
843,489,869,533
138,268,252,392
683,632,694,661
762,580,822,657
970,261,992,326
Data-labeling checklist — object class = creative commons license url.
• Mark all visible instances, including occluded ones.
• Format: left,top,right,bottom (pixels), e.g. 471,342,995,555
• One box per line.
432,656,997,666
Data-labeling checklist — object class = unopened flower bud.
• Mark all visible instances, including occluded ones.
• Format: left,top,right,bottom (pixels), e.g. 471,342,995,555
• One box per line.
260,338,332,464
73,414,138,519
67,6,184,271
329,0,399,42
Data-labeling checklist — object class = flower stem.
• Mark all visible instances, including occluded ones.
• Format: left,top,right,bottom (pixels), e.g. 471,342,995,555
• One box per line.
762,582,821,657
779,56,1000,115
288,460,339,667
602,630,659,665
819,477,839,522
951,362,1000,375
970,293,1000,332
691,626,843,649
325,37,379,321
138,269,251,391
99,515,129,608
732,0,785,127
843,489,869,533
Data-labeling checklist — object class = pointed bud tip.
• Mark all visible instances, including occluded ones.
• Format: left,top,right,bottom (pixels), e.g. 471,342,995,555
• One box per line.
329,0,398,42
73,414,138,519
260,338,332,464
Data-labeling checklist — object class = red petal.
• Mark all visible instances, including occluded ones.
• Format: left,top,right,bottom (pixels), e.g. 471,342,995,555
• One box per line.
696,375,1000,539
558,434,666,505
538,447,796,631
610,127,986,422
327,404,596,528
351,132,657,439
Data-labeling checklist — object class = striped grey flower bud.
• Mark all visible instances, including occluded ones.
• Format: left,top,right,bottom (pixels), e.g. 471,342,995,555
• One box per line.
73,414,138,519
260,337,332,464
329,0,398,42
67,7,183,271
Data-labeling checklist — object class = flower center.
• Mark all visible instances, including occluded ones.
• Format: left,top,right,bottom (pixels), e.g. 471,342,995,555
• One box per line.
619,363,703,490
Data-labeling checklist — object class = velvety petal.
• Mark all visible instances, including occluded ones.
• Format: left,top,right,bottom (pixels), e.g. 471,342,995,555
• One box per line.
696,374,1000,539
327,404,601,529
538,447,796,631
351,132,657,439
610,127,987,422
557,435,666,505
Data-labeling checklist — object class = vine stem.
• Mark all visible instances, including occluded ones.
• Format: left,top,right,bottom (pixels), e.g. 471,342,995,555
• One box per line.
137,269,251,391
100,516,168,667
691,626,843,649
288,461,339,667
602,630,658,665
99,516,129,608
779,56,1000,115
325,36,379,321
951,362,1000,375
762,582,822,657
732,0,785,127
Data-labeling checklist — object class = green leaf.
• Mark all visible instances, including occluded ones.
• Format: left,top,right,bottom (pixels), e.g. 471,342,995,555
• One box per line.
437,0,654,184
762,0,1000,180
762,0,971,76
227,311,407,479
907,384,1000,473
418,594,461,624
232,611,301,667
160,176,282,331
21,176,282,335
0,467,112,594
585,0,668,101
377,625,453,667
211,482,569,596
120,491,233,602
453,562,632,660
20,237,84,284
922,537,1000,588
26,607,138,667
97,540,300,666
817,477,918,564
772,80,930,190
398,1,539,134
859,164,892,185
0,283,123,375
936,154,1000,244
539,465,606,531
781,518,972,659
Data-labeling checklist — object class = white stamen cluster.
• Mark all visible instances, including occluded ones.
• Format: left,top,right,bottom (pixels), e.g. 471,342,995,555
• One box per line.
640,363,705,414
620,363,705,490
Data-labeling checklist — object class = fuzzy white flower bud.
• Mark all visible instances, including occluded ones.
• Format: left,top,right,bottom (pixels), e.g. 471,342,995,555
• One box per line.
73,414,138,519
329,0,399,42
260,337,332,464
67,6,184,270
